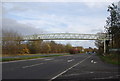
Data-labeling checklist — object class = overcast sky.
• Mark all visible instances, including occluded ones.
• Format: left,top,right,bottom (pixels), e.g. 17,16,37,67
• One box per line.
2,0,119,48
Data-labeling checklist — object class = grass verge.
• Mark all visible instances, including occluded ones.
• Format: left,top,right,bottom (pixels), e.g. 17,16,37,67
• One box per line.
1,54,67,62
98,54,120,65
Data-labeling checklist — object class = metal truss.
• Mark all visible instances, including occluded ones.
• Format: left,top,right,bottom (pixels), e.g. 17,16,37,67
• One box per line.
23,33,111,41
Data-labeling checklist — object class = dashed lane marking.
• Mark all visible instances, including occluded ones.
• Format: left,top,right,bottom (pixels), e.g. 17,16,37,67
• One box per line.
67,59,74,62
2,58,44,64
22,63,44,68
44,59,53,61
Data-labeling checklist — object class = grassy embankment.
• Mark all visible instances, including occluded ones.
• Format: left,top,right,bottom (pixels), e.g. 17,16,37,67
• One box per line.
98,53,120,65
1,53,70,62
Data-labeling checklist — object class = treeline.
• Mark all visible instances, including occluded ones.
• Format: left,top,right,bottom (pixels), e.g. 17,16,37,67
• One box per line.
95,2,120,55
2,29,73,55
27,40,72,54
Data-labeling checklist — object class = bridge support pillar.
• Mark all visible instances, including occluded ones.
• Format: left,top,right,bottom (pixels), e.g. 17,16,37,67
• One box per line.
104,39,106,54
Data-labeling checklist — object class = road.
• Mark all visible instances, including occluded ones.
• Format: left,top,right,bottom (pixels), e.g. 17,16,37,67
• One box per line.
2,53,120,81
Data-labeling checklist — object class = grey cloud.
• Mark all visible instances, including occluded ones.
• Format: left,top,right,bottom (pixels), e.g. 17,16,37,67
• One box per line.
10,6,28,12
2,18,45,35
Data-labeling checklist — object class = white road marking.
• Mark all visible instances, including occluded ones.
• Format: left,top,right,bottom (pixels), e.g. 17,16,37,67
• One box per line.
44,59,53,61
49,55,92,81
91,59,94,63
93,62,97,64
67,59,74,62
90,72,94,73
116,75,120,77
22,63,44,68
90,59,97,64
2,58,44,64
94,76,114,79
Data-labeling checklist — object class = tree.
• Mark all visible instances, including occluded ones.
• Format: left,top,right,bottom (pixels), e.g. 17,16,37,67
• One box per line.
27,40,42,54
40,42,51,53
105,3,120,49
65,43,72,52
49,41,58,53
26,34,43,54
19,44,29,54
2,29,23,55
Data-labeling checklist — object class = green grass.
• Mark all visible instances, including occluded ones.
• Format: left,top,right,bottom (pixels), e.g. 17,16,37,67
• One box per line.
98,54,120,65
2,54,67,62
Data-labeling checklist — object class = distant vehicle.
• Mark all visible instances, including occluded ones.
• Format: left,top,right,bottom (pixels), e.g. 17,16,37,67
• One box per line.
69,48,80,54
86,51,92,54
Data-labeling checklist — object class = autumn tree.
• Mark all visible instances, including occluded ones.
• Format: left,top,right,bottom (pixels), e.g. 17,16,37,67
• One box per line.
49,41,58,53
19,44,29,54
2,29,23,55
40,42,51,53
65,43,72,52
27,40,42,54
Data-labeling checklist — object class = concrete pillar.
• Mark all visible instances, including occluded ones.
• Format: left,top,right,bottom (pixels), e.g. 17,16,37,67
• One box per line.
104,39,106,54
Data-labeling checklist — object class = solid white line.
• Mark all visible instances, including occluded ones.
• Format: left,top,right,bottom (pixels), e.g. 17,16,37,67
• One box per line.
22,63,44,68
49,55,92,81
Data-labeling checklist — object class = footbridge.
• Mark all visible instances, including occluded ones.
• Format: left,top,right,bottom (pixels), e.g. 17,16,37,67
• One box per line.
23,33,110,41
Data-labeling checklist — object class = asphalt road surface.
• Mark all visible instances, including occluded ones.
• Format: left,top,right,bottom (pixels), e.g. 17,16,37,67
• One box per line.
2,53,120,81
